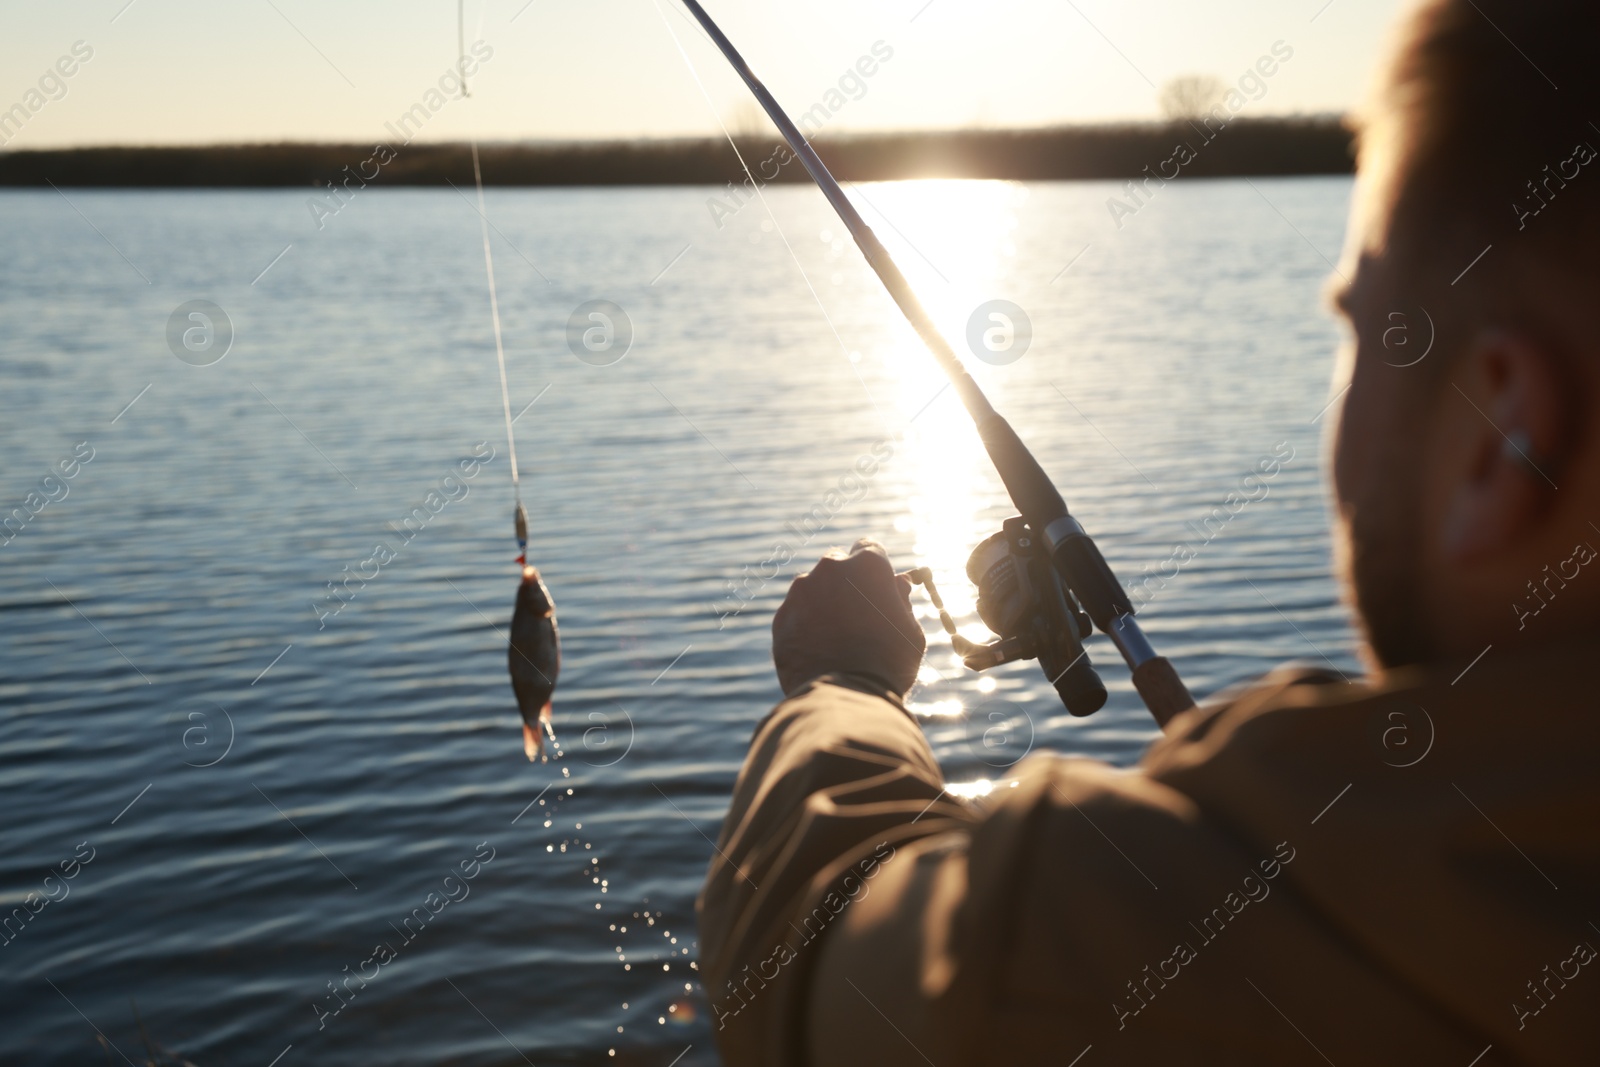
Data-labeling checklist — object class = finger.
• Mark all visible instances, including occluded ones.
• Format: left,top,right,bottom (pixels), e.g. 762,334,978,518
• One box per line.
817,540,890,570
847,538,888,559
848,540,899,585
817,543,895,583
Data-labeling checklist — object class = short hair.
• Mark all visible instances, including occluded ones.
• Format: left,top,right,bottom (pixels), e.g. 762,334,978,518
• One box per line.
1358,0,1600,305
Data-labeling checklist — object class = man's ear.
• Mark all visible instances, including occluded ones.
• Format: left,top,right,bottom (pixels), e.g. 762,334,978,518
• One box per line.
1437,331,1568,563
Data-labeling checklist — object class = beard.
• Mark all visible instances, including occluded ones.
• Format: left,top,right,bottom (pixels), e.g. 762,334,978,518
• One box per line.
1335,464,1435,672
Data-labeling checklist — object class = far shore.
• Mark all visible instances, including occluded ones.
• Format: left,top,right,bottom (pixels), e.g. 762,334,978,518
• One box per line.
0,118,1352,188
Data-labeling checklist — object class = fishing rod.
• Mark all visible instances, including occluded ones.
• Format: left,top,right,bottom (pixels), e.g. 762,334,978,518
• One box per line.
672,0,1195,727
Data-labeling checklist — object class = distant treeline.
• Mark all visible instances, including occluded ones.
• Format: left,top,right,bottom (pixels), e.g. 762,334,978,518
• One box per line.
0,118,1352,188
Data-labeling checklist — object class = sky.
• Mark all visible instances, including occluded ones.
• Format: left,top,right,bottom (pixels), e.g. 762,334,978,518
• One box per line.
1,0,1407,148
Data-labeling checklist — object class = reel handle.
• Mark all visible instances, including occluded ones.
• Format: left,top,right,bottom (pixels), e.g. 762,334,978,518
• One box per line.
905,567,979,657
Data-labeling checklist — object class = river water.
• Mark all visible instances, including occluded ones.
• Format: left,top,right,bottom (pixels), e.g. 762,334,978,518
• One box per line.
0,176,1358,1065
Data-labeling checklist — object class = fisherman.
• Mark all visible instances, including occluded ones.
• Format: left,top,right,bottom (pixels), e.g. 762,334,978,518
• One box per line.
698,1,1600,1062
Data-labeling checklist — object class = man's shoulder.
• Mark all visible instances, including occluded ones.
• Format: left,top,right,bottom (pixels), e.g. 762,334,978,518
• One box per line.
1153,660,1353,751
956,663,1396,962
982,663,1359,839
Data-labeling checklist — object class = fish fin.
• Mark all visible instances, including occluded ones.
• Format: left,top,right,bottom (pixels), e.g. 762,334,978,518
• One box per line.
523,721,543,762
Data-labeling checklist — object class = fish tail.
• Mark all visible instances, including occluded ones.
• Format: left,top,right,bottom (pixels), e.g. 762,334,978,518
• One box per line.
522,703,555,763
539,702,556,744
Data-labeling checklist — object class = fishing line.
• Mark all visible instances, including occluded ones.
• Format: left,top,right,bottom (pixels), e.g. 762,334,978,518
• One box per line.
454,1,529,559
457,0,522,552
646,0,891,431
459,0,470,96
468,136,528,558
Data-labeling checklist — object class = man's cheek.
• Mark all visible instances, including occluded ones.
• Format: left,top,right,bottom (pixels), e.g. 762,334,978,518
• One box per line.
1333,322,1401,478
1327,339,1362,506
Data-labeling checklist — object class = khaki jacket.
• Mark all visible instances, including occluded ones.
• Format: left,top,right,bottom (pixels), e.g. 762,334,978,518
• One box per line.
699,634,1600,1065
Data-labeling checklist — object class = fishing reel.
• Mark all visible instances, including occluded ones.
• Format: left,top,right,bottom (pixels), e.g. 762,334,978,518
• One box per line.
911,516,1108,717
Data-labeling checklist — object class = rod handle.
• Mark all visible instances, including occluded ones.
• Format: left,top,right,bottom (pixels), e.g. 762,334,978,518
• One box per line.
1131,657,1195,729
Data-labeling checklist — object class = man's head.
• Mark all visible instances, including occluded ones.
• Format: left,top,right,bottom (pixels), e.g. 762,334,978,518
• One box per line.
1331,0,1600,670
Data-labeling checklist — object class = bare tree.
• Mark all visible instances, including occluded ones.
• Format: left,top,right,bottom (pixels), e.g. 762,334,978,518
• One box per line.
727,100,768,139
1159,75,1228,121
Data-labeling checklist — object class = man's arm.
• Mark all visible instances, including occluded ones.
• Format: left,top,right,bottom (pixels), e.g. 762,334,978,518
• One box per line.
698,674,971,1065
697,542,970,1065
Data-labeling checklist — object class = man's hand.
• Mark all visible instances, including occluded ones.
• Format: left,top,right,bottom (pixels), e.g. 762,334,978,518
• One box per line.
772,539,926,697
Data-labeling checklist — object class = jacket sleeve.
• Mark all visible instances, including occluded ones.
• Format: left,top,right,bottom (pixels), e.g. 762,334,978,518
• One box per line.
696,675,972,1067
